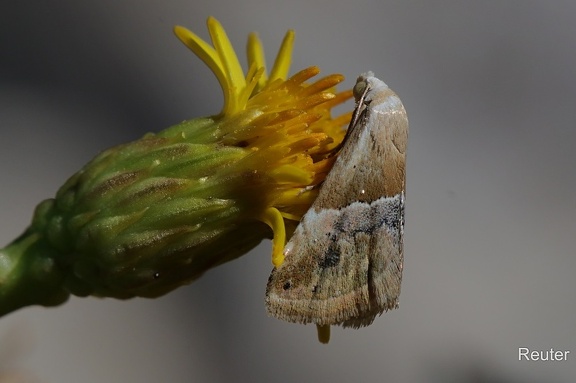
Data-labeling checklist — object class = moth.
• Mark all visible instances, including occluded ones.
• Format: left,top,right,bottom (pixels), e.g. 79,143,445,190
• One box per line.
265,72,408,340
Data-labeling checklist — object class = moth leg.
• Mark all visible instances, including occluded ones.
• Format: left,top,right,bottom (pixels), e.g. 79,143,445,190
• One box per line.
316,324,331,344
260,207,286,267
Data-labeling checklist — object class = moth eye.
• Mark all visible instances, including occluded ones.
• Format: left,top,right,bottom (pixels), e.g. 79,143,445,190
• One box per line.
282,281,292,290
153,272,160,279
353,79,368,101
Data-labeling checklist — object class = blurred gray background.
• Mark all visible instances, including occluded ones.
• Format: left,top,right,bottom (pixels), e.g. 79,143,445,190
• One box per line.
1,1,575,382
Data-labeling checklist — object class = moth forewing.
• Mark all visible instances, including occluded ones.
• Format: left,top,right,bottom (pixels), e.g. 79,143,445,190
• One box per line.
266,72,407,331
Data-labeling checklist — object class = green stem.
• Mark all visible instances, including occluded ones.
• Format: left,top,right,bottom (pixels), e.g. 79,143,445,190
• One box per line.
0,230,69,317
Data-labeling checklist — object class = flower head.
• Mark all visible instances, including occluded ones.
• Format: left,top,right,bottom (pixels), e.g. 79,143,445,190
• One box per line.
0,17,352,316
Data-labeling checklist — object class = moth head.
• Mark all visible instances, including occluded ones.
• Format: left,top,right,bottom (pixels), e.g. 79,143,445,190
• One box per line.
354,72,390,104
353,75,370,102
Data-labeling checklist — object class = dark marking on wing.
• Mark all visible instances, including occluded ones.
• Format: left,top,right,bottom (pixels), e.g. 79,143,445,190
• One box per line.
318,196,403,271
319,238,341,268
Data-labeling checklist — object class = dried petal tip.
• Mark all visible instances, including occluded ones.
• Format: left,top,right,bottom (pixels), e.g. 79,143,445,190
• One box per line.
0,17,352,317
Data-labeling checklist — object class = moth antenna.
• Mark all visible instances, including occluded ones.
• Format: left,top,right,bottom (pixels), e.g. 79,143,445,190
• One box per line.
328,82,371,157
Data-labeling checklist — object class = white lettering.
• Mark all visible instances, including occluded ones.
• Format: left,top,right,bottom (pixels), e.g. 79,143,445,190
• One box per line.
518,347,571,361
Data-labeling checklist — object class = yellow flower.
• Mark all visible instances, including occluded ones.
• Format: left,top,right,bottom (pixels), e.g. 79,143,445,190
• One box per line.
174,17,352,266
0,17,352,316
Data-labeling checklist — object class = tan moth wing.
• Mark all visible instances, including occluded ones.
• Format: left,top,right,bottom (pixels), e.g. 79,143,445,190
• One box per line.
265,72,408,328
